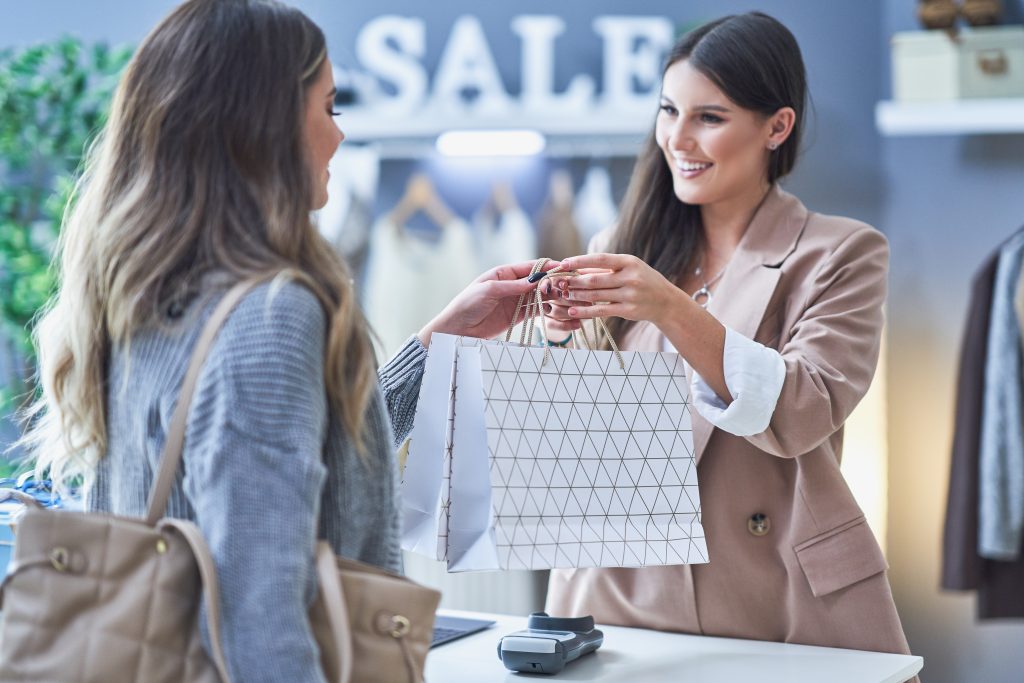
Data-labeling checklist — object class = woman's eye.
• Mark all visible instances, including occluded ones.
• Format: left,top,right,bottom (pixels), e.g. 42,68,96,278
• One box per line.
700,113,724,124
659,104,678,116
329,108,342,117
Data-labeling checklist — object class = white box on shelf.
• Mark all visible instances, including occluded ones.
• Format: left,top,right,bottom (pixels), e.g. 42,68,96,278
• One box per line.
892,30,958,101
892,26,1024,101
960,26,1024,98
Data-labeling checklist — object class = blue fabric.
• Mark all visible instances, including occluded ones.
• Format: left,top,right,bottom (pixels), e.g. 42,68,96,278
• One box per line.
0,478,63,507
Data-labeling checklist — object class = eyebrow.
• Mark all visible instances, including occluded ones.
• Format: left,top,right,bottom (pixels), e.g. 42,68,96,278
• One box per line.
659,94,731,113
327,86,337,99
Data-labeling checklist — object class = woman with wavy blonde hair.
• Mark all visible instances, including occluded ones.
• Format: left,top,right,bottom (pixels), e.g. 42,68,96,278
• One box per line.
21,0,540,679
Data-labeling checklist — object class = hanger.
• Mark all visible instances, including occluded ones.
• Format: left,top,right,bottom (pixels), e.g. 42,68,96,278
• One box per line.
388,173,456,229
478,181,520,223
547,169,575,210
491,181,519,214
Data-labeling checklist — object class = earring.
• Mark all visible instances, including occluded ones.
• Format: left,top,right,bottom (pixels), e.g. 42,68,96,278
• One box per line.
768,141,778,150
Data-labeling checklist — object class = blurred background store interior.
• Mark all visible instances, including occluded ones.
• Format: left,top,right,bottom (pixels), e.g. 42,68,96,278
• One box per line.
2,2,1024,682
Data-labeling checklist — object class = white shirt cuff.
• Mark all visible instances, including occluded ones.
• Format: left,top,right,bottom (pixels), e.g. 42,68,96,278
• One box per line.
690,327,785,436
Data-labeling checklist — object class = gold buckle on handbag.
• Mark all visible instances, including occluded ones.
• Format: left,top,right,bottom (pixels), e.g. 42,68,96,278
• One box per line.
49,547,70,572
389,615,411,638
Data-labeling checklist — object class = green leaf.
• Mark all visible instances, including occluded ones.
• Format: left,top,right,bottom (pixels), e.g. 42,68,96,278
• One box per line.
0,36,133,401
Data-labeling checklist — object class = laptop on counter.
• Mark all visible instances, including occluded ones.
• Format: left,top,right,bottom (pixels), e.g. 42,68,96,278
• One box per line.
431,615,496,648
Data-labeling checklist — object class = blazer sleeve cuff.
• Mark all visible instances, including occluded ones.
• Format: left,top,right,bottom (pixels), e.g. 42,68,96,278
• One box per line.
691,327,785,436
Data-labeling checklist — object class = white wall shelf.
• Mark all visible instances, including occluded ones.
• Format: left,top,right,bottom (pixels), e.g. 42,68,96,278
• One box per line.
875,98,1024,136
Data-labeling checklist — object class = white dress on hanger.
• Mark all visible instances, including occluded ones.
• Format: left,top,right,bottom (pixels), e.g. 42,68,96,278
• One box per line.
573,166,618,246
537,171,583,262
422,218,480,329
475,207,536,270
363,217,479,359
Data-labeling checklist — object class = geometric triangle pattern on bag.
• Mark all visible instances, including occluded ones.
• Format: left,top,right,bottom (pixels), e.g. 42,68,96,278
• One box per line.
478,343,708,570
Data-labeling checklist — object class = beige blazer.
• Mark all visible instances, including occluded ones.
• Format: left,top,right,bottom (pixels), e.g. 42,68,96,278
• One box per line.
546,185,912,657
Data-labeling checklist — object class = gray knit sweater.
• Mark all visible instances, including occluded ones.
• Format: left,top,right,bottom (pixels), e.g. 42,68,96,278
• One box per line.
89,280,427,683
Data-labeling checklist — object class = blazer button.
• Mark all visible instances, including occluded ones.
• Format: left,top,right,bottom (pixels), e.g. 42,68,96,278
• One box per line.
748,513,771,537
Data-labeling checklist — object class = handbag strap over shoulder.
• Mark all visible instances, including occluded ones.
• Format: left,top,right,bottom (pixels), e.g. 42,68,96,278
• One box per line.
160,517,235,683
316,542,353,683
145,277,268,525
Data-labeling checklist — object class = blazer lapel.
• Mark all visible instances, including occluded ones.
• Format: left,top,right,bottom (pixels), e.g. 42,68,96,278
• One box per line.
690,185,809,464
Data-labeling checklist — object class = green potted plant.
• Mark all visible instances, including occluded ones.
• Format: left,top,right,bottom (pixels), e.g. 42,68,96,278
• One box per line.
0,37,131,475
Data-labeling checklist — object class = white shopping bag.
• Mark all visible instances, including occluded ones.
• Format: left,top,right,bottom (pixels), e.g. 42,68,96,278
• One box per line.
400,332,459,559
401,332,708,572
401,333,499,570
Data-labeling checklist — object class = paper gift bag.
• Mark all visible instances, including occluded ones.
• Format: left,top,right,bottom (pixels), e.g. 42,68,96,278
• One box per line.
402,256,706,571
472,338,706,571
400,333,498,570
400,332,459,559
402,330,708,572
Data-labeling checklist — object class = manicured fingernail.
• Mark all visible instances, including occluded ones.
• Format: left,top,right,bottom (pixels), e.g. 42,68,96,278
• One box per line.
528,271,548,283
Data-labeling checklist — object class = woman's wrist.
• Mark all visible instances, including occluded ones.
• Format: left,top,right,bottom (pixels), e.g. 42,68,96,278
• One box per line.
651,281,698,332
545,332,573,347
417,320,439,349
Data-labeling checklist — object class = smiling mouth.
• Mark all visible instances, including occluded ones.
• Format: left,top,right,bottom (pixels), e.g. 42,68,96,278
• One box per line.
673,159,713,178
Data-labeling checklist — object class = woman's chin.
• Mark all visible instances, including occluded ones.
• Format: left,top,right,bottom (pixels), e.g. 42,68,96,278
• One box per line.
672,184,710,206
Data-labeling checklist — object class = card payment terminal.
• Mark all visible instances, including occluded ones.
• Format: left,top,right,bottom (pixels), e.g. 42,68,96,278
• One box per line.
496,612,604,674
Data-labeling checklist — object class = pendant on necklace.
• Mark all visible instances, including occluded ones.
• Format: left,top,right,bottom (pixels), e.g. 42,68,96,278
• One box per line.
692,287,712,309
692,261,725,310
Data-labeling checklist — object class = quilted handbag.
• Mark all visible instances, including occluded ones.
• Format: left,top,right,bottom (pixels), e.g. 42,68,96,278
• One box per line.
0,278,439,682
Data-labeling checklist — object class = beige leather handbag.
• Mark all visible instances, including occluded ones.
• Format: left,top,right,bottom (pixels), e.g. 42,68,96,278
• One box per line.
0,278,440,683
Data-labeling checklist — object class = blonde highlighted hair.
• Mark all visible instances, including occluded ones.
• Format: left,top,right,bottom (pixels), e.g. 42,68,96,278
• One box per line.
21,0,376,495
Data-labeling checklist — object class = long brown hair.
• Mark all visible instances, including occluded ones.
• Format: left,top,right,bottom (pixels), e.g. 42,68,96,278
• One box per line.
23,0,376,494
606,12,807,345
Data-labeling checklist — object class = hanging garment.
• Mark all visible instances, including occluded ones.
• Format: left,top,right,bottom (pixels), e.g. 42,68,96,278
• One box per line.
536,171,583,261
421,218,480,326
317,145,380,284
572,165,618,247
979,233,1024,560
363,217,428,360
1015,265,1024,352
363,217,479,360
475,207,536,270
942,228,1024,619
473,191,538,344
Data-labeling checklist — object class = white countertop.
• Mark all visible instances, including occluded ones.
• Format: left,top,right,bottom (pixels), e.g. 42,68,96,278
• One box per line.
426,610,923,683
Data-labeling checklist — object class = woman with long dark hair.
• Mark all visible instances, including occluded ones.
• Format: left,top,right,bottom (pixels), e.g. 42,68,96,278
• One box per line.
543,12,914,659
22,1,544,679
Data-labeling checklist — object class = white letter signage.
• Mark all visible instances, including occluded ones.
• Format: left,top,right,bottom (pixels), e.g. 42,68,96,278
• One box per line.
355,15,428,115
432,15,511,114
511,15,594,115
592,16,673,112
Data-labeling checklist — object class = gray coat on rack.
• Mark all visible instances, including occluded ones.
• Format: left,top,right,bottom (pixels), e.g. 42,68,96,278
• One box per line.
942,230,1024,619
